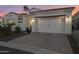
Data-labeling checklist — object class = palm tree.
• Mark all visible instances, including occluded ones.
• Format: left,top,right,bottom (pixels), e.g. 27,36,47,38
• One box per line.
23,6,41,13
23,6,29,14
23,6,41,33
23,6,31,33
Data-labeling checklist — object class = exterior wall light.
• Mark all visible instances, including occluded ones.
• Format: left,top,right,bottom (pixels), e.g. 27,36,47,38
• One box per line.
66,16,71,23
32,19,35,22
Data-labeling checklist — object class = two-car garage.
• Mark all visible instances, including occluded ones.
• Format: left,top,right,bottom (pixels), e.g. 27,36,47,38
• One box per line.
32,16,65,33
31,7,74,34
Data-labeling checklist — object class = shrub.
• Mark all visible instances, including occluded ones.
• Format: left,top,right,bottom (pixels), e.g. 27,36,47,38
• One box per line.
0,26,12,36
0,25,2,32
0,26,11,33
15,26,21,32
77,25,79,30
26,26,31,34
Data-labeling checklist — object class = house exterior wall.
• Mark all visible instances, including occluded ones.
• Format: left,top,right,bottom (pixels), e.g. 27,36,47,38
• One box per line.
31,9,73,34
26,15,32,30
65,13,72,34
18,15,27,31
31,10,65,17
3,12,27,31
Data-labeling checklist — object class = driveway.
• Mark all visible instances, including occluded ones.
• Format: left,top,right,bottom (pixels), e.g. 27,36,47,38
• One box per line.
9,32,73,54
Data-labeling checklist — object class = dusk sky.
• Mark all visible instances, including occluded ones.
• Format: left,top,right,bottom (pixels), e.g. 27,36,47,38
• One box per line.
0,5,79,16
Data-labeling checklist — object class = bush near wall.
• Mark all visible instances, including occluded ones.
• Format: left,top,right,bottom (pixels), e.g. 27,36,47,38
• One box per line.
0,25,2,32
2,27,11,32
0,25,12,36
26,26,31,34
15,26,21,32
77,25,79,30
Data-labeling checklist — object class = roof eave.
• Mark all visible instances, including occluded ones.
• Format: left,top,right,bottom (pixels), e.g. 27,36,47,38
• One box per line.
30,7,75,13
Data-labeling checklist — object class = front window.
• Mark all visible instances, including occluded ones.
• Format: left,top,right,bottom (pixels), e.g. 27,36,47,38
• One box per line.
18,18,23,23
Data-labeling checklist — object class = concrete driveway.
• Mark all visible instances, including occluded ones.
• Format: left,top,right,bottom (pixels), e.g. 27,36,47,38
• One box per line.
9,32,73,54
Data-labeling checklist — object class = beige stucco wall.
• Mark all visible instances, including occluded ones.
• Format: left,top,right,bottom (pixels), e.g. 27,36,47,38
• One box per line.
18,15,27,31
30,9,73,34
65,16,72,34
4,12,27,31
26,14,32,29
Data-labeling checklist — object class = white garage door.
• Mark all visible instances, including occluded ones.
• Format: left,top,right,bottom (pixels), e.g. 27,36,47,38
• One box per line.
32,17,65,33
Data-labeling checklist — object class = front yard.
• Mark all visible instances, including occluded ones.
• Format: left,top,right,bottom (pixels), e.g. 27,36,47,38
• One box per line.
0,32,27,42
0,25,28,42
0,32,76,54
9,32,73,54
0,32,79,54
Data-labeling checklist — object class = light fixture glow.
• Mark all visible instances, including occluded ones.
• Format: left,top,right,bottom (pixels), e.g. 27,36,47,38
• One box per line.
32,19,35,22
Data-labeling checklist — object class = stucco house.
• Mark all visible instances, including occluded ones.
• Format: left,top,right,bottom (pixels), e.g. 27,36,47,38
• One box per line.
30,7,75,34
72,11,79,30
2,12,27,31
0,7,75,34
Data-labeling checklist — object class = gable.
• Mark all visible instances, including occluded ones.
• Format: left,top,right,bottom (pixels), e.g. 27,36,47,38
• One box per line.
4,12,18,20
31,7,74,17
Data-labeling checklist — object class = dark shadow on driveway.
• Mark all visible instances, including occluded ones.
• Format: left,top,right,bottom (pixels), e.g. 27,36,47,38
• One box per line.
67,35,79,54
0,32,27,42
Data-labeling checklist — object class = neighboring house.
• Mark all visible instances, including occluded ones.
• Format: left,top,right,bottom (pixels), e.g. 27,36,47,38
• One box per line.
30,7,75,34
72,11,79,30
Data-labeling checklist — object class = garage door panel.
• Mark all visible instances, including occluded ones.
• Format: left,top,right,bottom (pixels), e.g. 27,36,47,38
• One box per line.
32,17,65,33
